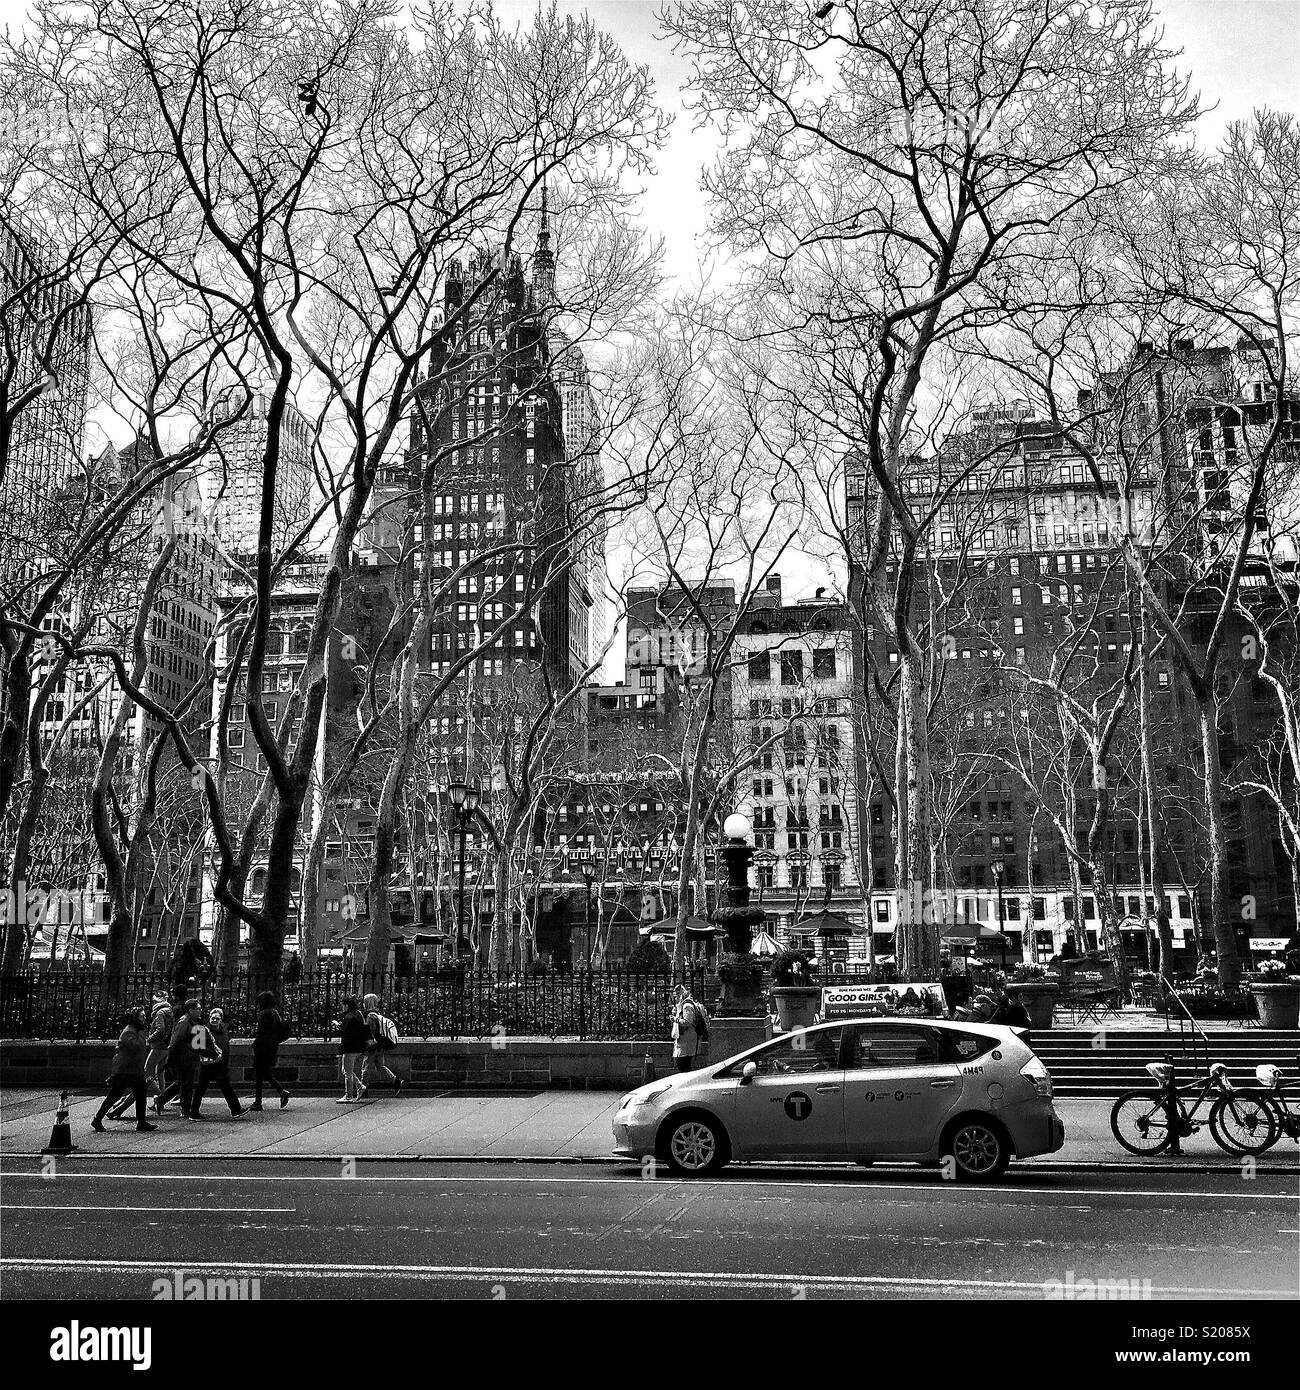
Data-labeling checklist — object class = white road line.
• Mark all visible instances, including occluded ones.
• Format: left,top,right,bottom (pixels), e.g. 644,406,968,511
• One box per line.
0,1256,1287,1298
2,1205,294,1214
0,1169,1292,1201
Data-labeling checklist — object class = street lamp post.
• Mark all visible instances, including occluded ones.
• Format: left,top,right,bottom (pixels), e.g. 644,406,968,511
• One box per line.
990,857,1008,971
447,779,480,962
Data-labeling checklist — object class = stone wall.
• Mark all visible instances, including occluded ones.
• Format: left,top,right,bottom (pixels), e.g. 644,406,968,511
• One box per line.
0,1038,677,1091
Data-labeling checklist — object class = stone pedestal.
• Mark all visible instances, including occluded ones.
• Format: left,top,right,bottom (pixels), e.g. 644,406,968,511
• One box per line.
707,1015,771,1062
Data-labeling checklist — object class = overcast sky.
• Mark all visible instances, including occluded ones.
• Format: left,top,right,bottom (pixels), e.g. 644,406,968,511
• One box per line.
3,1,1295,288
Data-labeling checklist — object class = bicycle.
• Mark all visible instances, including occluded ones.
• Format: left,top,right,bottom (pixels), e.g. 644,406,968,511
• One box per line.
1109,1057,1275,1157
1240,1054,1300,1152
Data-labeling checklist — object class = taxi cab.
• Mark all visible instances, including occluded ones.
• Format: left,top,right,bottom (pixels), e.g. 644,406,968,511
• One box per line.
612,1018,1064,1182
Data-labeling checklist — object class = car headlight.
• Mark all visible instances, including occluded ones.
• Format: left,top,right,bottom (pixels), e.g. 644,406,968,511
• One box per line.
626,1081,673,1108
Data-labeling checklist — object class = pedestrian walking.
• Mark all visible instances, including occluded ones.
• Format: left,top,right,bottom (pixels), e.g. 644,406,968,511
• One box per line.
91,1008,157,1133
335,995,369,1102
191,1008,246,1119
670,984,709,1073
164,998,218,1121
249,990,291,1110
358,993,404,1098
107,989,174,1121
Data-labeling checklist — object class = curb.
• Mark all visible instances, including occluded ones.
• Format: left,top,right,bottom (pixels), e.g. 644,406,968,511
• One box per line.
2,1150,1296,1175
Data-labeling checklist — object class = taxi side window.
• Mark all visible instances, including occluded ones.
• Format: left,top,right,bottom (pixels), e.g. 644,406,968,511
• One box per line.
942,1030,999,1063
848,1026,940,1069
751,1029,843,1076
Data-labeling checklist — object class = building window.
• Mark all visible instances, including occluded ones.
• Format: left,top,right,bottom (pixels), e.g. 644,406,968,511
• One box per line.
813,648,836,679
748,652,770,682
780,651,804,685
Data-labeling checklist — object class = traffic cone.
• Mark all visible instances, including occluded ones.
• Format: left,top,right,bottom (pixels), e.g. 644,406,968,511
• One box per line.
42,1090,78,1155
641,1053,655,1085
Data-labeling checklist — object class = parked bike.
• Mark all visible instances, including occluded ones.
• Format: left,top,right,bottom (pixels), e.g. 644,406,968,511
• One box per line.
1109,1057,1275,1157
1237,1055,1300,1152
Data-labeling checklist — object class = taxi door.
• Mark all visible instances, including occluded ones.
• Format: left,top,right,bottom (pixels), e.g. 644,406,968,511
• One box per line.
727,1027,846,1158
841,1022,962,1158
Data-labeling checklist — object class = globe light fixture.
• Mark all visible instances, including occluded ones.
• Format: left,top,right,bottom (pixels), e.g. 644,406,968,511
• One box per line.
723,812,752,843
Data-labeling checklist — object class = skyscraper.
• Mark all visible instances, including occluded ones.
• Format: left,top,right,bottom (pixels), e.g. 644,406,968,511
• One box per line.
208,391,314,561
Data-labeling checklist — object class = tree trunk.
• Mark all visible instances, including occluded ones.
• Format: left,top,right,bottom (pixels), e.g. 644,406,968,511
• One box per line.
1197,688,1241,986
895,647,937,979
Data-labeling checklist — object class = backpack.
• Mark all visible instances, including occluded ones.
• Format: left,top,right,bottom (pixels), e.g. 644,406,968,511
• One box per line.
692,1002,710,1043
373,1013,398,1047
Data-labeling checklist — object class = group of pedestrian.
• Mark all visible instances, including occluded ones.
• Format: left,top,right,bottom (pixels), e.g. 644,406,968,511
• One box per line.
334,994,404,1101
91,986,293,1132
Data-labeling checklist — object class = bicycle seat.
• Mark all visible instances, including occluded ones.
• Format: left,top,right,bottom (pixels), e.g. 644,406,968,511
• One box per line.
1256,1064,1282,1090
1209,1062,1230,1082
1145,1061,1174,1085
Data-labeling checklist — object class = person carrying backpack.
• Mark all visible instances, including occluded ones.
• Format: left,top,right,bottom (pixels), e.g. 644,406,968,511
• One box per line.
359,992,404,1097
670,985,709,1073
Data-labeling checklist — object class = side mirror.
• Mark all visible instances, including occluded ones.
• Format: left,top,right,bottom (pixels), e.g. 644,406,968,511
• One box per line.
740,1061,758,1084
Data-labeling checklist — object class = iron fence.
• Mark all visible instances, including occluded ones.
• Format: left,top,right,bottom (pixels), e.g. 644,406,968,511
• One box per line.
0,966,715,1043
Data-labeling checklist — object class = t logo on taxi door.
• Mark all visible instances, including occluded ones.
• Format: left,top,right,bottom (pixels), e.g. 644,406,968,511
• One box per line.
783,1091,812,1121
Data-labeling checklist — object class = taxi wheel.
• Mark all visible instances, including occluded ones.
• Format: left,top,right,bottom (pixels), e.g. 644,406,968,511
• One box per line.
942,1116,1009,1182
659,1112,729,1176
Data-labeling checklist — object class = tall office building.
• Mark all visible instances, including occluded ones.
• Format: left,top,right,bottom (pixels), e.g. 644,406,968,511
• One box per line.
845,338,1297,965
208,391,314,560
0,222,91,567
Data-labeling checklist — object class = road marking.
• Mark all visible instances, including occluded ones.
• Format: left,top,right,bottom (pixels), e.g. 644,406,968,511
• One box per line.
2,1205,294,1214
0,1256,1287,1298
0,1169,1291,1201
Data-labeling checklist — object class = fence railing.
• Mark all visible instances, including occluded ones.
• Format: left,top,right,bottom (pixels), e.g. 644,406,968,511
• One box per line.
0,966,716,1043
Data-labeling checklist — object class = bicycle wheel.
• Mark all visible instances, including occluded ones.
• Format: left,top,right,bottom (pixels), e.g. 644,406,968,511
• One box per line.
1209,1092,1278,1155
1110,1091,1175,1155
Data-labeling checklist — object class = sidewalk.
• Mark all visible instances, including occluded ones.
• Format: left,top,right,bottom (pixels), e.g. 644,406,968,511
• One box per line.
3,1087,1296,1169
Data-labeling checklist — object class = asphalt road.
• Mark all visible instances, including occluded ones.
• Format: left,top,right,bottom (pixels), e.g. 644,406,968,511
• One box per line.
2,1159,1297,1300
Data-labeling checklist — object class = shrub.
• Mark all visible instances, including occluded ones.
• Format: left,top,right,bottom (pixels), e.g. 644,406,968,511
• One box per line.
625,939,671,974
771,947,818,988
1256,958,1288,980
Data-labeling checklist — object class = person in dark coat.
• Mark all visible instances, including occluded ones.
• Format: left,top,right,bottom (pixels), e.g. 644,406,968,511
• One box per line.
335,995,369,1102
92,1009,157,1132
249,990,291,1110
164,998,218,1121
191,1008,245,1119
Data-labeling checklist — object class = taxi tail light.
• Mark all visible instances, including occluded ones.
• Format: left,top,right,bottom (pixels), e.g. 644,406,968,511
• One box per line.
1020,1056,1053,1098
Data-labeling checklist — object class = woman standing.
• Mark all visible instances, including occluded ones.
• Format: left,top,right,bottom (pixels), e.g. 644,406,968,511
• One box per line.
249,991,290,1111
335,995,369,1102
91,1009,157,1133
191,1008,246,1119
670,985,702,1073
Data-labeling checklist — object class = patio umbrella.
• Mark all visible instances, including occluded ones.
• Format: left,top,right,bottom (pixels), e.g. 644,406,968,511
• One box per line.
940,922,1006,941
648,915,722,939
750,927,780,957
796,909,860,938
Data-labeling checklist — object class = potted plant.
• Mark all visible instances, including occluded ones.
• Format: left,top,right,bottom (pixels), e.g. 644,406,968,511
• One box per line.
1250,958,1300,1029
1006,961,1059,1029
770,947,821,1030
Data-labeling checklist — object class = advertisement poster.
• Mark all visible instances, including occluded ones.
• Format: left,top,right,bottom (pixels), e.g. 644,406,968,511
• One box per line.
821,982,947,1019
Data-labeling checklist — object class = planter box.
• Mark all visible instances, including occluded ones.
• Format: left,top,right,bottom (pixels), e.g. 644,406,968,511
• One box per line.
1251,981,1300,1030
1007,981,1058,1030
772,985,822,1031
